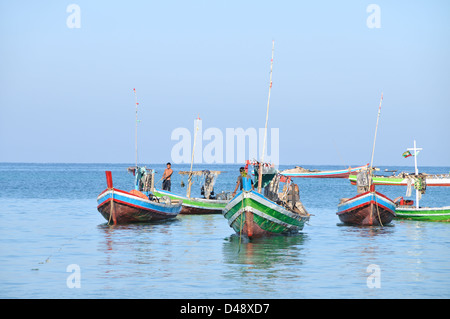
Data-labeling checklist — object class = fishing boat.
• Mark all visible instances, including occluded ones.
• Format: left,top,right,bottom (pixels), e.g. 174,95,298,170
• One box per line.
281,164,368,178
394,202,450,222
222,163,310,238
337,93,396,226
153,116,231,214
337,185,396,226
222,41,310,238
154,169,230,214
97,169,182,224
393,140,450,222
349,173,450,186
96,88,182,224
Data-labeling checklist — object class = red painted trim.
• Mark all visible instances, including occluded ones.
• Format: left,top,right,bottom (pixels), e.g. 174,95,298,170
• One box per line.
337,200,395,215
374,191,395,204
337,201,370,215
341,191,394,205
98,197,175,216
105,171,113,188
98,187,138,198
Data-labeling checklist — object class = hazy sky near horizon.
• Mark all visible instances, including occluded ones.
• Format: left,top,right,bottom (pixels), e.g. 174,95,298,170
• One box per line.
1,1,449,166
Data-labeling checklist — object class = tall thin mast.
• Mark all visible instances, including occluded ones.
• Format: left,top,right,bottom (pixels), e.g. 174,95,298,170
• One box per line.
187,115,201,198
258,40,275,193
133,88,139,168
369,92,383,171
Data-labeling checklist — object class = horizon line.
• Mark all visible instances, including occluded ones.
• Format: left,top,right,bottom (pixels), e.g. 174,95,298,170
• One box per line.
0,161,447,168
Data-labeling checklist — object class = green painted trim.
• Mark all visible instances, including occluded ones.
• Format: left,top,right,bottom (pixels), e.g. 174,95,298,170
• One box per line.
395,206,450,221
223,191,308,234
153,190,227,209
349,175,404,185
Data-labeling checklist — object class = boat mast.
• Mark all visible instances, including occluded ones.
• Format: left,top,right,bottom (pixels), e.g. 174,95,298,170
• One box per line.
407,140,423,208
368,92,383,189
369,92,383,170
133,88,139,168
187,115,201,198
258,40,275,194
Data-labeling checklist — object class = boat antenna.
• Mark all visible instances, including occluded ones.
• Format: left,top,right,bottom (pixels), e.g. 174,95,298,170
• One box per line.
369,92,383,171
187,115,201,198
258,40,275,194
133,88,140,168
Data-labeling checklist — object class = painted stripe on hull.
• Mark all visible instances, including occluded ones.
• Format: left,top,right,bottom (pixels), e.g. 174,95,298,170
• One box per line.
337,191,395,226
283,165,368,178
395,206,450,221
337,192,396,214
223,191,309,237
97,188,181,223
349,175,450,187
153,189,227,214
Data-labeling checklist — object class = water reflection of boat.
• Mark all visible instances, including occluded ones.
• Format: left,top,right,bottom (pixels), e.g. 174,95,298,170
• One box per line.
222,234,308,269
97,222,179,280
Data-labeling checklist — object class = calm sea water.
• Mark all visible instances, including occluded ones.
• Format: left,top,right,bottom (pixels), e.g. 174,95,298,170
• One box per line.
0,163,449,299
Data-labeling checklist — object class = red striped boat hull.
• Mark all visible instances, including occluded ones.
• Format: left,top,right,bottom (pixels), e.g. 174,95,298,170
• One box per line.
97,188,182,224
337,191,396,226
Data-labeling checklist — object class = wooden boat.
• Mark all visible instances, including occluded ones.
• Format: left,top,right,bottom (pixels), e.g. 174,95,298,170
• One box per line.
337,187,396,226
349,173,450,186
154,169,230,215
222,170,310,238
153,188,228,215
392,141,450,222
96,89,181,224
97,170,182,224
394,203,450,222
281,164,368,178
337,92,396,226
222,42,309,238
154,117,232,214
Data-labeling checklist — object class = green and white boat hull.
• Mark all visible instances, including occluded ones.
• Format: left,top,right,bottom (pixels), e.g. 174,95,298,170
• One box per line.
153,188,228,214
222,190,309,238
349,174,450,187
395,206,450,222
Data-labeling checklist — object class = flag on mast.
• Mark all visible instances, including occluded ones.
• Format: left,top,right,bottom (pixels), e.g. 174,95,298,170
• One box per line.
402,151,412,158
402,150,420,158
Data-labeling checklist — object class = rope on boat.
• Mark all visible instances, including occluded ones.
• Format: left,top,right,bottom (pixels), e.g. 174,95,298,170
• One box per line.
238,193,245,252
374,193,383,227
108,189,116,226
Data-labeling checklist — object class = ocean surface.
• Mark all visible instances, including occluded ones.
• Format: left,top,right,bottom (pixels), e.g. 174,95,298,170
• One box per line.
0,163,449,299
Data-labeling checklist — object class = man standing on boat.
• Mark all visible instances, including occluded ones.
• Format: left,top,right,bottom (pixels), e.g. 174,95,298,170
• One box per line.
232,167,254,196
162,162,173,191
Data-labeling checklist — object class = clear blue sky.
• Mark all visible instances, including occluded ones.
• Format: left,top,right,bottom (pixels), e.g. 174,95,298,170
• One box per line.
1,1,449,166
